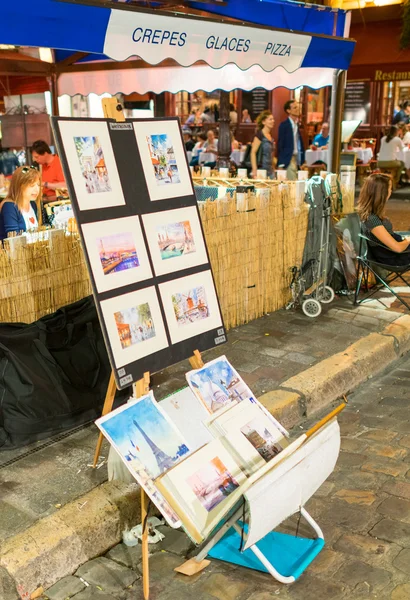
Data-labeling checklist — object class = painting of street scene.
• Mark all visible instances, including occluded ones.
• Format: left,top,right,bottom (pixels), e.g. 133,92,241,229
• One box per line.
172,286,209,327
187,456,240,512
114,302,156,349
156,220,196,261
98,232,139,275
241,417,283,462
74,136,112,194
147,134,181,186
187,357,255,413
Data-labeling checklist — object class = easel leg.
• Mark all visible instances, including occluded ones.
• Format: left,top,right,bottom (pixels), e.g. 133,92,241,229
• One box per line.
141,488,150,600
93,371,117,468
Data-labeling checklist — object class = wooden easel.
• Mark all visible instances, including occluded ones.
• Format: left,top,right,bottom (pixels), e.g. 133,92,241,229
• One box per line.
93,347,205,599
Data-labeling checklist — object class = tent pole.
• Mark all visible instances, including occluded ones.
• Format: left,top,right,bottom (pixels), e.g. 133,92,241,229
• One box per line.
328,69,346,174
217,90,231,169
50,73,59,116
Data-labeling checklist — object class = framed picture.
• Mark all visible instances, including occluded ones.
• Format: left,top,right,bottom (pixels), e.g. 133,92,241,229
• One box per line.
82,216,153,293
159,270,223,345
156,439,246,543
142,206,208,276
58,120,126,211
186,355,257,414
100,286,168,369
133,120,193,202
96,391,190,527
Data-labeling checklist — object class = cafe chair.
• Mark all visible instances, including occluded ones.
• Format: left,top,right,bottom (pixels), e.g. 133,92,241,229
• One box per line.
354,231,410,312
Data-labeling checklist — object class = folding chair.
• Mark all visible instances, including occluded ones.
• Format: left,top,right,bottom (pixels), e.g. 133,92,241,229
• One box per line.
354,230,410,311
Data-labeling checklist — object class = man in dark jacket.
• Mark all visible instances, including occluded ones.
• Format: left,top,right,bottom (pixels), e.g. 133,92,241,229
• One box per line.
277,100,305,181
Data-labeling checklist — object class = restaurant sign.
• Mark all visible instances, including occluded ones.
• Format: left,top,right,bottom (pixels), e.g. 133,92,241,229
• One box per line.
104,9,312,72
375,70,410,81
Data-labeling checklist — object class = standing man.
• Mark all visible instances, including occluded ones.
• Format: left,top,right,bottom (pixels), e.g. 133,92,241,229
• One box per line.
277,100,305,181
31,140,66,202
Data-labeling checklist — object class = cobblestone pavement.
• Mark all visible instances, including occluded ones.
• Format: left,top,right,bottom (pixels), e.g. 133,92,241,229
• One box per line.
0,301,399,543
40,352,410,600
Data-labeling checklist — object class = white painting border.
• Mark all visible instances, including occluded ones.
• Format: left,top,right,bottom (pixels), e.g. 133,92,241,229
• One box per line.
142,206,208,276
133,120,193,202
82,216,153,293
159,270,223,345
100,286,168,368
59,120,125,211
96,391,183,528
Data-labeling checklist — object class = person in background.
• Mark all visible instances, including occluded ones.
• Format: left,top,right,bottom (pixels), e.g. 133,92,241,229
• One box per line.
277,100,305,181
229,104,238,124
250,110,275,179
312,122,330,149
0,166,39,241
0,147,20,176
189,132,207,166
184,108,198,127
31,140,66,202
377,125,404,188
201,107,214,124
242,108,252,123
403,123,410,145
357,173,410,266
393,100,410,125
203,129,218,154
182,129,195,152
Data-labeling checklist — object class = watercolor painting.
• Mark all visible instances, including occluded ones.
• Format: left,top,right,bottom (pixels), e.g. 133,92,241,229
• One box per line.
98,231,139,275
142,207,207,277
187,456,240,512
82,217,152,293
172,285,209,327
133,120,193,202
147,134,180,186
58,120,125,211
241,417,283,462
114,303,156,349
74,136,112,194
187,356,255,413
156,220,196,260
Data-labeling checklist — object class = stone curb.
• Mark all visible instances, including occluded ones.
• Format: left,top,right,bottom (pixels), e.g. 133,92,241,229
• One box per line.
2,314,410,597
259,314,410,429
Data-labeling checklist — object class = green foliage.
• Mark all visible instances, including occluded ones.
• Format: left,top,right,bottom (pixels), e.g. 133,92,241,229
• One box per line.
401,0,410,50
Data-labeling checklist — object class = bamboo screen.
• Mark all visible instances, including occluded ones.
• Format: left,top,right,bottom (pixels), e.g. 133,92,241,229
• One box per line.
0,230,91,324
0,182,309,328
198,181,309,330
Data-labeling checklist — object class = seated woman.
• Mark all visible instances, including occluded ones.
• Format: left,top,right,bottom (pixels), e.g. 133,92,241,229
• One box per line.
0,166,39,241
190,132,207,167
377,125,405,188
357,173,410,266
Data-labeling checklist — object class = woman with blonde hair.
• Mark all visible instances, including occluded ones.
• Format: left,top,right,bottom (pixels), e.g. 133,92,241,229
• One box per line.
250,110,275,179
0,166,40,241
357,173,410,265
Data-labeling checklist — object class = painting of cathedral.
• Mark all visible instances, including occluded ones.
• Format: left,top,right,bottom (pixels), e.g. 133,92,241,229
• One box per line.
186,355,256,413
97,392,190,480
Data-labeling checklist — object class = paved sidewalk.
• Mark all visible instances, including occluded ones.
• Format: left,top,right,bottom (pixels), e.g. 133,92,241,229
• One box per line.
0,299,402,546
34,351,410,600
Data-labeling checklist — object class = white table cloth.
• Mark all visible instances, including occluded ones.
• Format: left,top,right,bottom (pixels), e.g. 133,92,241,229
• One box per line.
230,149,246,165
397,147,410,169
305,147,373,167
199,151,217,164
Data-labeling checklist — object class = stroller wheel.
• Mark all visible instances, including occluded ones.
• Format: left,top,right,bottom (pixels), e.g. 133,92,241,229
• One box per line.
302,298,322,318
318,286,335,304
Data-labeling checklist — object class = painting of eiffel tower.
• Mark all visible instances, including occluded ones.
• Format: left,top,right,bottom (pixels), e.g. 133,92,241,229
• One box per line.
133,419,175,474
98,392,190,480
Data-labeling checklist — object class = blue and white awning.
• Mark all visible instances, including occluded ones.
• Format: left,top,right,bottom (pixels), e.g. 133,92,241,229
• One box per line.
3,0,354,72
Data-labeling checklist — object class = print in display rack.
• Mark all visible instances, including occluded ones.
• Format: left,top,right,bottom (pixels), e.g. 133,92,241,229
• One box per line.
96,351,345,586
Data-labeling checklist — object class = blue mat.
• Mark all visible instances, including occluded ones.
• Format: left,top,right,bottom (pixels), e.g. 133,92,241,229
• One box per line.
208,524,324,581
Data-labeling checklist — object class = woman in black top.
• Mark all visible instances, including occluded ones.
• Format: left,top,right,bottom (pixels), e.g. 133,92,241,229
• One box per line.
250,110,275,179
357,173,410,265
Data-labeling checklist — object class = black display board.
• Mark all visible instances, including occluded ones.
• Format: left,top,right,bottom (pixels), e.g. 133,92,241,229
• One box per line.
241,88,270,121
343,82,370,125
52,117,226,389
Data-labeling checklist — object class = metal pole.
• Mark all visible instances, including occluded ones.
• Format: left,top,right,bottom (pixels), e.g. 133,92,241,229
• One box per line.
328,69,346,174
217,90,231,169
50,73,60,116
